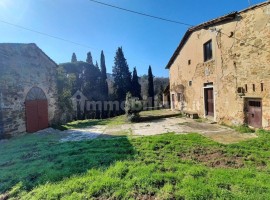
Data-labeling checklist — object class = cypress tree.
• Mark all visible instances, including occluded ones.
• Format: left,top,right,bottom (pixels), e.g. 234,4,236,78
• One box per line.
148,65,154,107
131,67,142,99
100,50,108,99
71,53,77,62
95,61,99,69
112,47,132,102
86,52,93,64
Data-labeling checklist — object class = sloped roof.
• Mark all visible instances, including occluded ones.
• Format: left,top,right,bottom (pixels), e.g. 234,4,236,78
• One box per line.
0,43,58,67
163,84,170,95
165,1,270,69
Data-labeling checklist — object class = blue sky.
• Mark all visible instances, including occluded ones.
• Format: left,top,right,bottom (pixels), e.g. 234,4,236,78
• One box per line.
0,0,266,77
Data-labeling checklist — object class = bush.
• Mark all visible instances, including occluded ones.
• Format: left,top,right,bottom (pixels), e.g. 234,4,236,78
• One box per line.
125,93,143,122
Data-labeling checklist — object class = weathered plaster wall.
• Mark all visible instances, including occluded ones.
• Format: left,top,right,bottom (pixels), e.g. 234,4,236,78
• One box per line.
0,44,58,137
217,4,270,127
169,27,218,117
169,3,270,128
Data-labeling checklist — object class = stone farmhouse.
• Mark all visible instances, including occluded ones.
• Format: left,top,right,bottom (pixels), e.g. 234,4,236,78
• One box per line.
0,43,59,138
166,1,270,128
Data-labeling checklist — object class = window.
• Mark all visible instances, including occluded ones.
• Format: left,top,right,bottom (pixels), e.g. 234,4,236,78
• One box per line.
203,40,213,62
249,101,261,107
188,60,191,65
252,84,255,92
189,81,192,86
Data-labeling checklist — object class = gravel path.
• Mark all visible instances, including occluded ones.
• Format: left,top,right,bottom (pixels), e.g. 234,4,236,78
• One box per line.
35,117,257,144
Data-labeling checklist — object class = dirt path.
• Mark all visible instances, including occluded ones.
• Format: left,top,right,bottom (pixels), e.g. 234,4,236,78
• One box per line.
36,117,257,144
103,117,257,144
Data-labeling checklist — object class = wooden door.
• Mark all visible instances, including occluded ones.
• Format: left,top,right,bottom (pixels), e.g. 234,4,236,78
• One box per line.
25,100,39,132
25,100,48,132
25,87,48,133
247,100,262,128
37,100,49,130
205,88,214,116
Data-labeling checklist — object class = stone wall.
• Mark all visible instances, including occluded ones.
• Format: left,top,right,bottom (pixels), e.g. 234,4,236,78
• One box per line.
169,2,270,128
0,43,59,137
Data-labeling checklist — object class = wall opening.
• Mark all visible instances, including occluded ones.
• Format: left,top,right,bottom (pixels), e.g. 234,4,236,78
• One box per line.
204,87,215,117
261,83,264,92
252,84,255,92
244,98,262,128
25,87,48,133
245,84,248,92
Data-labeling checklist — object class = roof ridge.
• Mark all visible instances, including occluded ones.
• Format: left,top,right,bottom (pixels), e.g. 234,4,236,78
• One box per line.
165,1,270,69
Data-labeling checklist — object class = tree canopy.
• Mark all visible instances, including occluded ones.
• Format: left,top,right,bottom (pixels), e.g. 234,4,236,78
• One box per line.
71,53,77,63
100,50,108,99
86,52,93,65
131,67,142,99
148,65,154,106
112,47,132,101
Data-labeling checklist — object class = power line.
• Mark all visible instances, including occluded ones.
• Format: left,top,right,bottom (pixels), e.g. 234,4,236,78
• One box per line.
0,1,269,61
88,0,194,27
0,19,94,50
218,31,270,54
88,0,270,54
0,20,153,67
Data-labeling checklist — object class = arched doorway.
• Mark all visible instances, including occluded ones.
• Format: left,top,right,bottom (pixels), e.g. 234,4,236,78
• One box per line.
25,87,48,133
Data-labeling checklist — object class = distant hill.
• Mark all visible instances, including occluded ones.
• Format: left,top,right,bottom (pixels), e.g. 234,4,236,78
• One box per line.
106,73,169,99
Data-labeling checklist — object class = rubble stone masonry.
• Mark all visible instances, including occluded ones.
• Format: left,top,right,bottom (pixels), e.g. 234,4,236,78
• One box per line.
169,2,270,128
0,43,58,137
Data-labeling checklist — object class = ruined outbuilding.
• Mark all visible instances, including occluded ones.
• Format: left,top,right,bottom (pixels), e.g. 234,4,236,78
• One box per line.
166,2,270,128
0,43,59,138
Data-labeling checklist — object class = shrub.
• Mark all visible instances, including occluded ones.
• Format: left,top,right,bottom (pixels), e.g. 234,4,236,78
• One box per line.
125,93,143,122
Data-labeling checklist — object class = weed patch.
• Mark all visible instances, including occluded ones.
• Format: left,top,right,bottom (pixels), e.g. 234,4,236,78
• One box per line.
178,147,244,168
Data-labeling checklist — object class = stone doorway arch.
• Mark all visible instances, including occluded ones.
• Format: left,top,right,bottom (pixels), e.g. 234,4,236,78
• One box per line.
25,87,48,133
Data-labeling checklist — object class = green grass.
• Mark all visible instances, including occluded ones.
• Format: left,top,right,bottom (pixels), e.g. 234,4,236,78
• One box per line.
53,115,127,130
194,118,208,123
1,130,270,199
233,125,255,133
221,123,255,133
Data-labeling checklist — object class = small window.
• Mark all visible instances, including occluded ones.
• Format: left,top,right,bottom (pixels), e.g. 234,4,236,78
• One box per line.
252,84,255,92
203,40,213,62
261,83,264,92
189,81,192,86
188,60,191,65
249,101,261,107
245,84,248,92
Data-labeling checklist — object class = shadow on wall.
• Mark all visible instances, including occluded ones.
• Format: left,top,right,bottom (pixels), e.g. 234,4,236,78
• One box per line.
0,133,135,193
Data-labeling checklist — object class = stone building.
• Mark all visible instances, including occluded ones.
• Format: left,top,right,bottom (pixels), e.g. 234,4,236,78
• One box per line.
0,43,59,138
166,2,270,128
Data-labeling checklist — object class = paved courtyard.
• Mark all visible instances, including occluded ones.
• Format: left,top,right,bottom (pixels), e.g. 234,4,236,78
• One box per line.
36,117,257,144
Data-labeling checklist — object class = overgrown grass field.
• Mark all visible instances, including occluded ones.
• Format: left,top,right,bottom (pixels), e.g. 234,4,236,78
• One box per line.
1,128,270,199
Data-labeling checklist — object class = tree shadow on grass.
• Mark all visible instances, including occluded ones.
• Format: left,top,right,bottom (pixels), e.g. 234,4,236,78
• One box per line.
52,119,110,130
0,133,134,193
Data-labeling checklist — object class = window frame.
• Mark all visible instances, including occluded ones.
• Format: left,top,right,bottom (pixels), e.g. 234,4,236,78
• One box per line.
203,40,213,62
